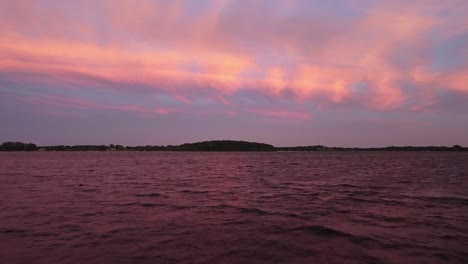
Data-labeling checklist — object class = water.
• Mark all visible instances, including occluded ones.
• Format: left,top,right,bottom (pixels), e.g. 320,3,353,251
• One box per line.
1,152,467,263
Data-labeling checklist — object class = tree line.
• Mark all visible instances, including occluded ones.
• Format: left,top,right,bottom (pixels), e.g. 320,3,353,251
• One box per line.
276,145,467,151
0,141,466,152
0,140,276,152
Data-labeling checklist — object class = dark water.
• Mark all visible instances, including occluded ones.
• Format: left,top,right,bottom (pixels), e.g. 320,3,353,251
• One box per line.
1,152,467,263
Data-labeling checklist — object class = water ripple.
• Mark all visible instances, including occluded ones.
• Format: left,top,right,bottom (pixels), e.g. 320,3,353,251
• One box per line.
0,151,467,263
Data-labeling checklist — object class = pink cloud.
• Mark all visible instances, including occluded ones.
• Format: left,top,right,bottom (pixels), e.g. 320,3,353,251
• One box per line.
0,0,467,116
1,92,179,116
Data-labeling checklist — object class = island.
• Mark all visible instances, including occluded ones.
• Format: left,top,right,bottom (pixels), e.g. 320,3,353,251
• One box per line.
0,141,466,152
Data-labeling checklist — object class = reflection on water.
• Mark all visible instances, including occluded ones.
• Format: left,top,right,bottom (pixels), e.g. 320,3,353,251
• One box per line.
0,152,467,263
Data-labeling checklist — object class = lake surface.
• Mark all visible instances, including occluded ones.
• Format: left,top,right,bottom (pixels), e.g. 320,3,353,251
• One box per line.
1,152,467,263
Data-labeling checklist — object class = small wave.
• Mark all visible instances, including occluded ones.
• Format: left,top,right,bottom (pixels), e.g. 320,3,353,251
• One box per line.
170,205,193,210
238,207,271,215
0,228,29,234
223,219,254,226
82,188,98,193
403,195,468,205
33,175,48,178
399,180,412,184
337,183,360,188
210,204,300,218
140,203,165,207
79,212,102,217
346,190,381,196
113,202,138,207
365,213,407,223
134,193,162,197
258,193,295,200
32,232,59,237
302,225,350,237
181,190,209,194
291,225,377,244
55,225,82,233
348,197,422,208
101,227,136,238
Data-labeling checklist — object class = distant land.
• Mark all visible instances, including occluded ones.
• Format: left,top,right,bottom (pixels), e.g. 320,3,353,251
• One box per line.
0,140,467,152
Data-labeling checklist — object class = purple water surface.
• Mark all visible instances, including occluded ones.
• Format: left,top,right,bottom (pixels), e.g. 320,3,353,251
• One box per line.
1,152,467,263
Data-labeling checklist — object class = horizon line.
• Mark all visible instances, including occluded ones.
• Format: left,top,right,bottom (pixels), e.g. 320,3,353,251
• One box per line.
0,140,466,150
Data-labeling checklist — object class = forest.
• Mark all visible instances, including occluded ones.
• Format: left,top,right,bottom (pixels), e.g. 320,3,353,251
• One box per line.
0,141,466,152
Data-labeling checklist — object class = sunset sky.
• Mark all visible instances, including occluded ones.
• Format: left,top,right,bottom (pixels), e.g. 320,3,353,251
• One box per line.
1,0,467,147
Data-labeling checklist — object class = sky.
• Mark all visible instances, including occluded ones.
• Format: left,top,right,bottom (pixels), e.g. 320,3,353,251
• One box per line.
0,0,467,147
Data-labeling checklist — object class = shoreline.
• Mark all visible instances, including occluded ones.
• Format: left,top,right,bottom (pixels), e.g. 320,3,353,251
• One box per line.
1,140,467,152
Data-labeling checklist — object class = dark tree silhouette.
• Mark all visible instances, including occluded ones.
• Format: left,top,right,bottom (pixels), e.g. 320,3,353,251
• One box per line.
0,142,37,151
1,141,466,152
